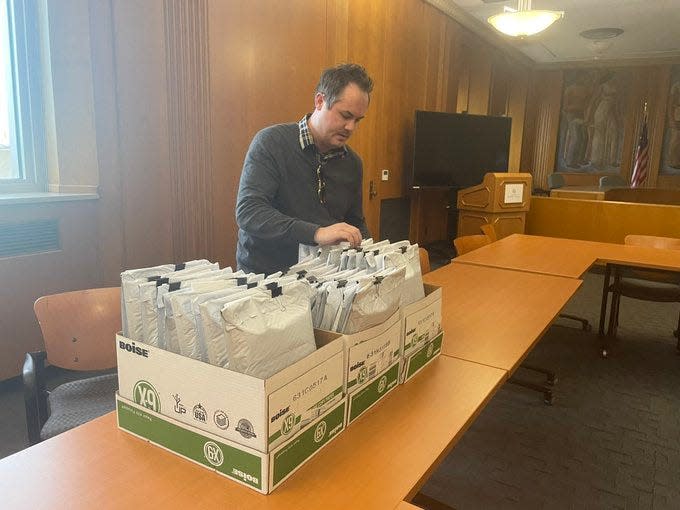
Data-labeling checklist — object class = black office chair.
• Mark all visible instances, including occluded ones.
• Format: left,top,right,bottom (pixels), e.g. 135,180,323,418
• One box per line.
598,235,680,357
23,287,120,445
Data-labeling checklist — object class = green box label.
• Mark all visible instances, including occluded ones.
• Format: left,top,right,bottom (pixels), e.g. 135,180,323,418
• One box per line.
117,401,263,489
405,332,443,380
348,362,400,423
272,402,345,486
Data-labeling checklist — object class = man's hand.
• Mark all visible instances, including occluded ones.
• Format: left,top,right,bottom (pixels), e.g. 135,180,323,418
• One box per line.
314,223,362,247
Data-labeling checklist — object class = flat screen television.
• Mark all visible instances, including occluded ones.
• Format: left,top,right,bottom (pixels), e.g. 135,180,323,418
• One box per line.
410,111,512,189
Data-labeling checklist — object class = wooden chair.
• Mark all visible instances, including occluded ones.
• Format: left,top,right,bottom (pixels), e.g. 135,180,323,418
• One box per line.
599,235,680,356
418,247,431,275
454,226,557,404
23,287,121,445
480,223,497,242
453,234,490,256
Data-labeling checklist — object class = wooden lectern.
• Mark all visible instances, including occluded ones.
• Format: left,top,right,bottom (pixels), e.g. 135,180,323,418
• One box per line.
456,172,532,239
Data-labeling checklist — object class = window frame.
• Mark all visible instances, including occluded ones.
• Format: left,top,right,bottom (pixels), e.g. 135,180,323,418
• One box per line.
0,0,47,193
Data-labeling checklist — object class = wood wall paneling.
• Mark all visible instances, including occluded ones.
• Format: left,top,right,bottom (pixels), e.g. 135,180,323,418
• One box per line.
164,0,214,263
647,66,671,188
456,43,470,114
466,42,493,115
344,0,389,238
527,70,563,190
326,0,349,65
207,0,327,269
444,24,462,114
488,54,510,117
507,63,529,172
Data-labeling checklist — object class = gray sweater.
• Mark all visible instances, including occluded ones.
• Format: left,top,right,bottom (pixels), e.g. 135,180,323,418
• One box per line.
235,123,370,275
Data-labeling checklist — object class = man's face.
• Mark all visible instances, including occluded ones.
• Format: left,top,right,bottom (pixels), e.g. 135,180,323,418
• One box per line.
312,82,369,153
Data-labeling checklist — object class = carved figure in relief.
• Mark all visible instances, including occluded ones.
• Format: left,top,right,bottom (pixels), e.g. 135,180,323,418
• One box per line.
585,74,621,169
667,80,680,169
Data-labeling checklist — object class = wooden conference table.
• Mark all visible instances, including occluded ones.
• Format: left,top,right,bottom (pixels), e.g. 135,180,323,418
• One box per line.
424,263,582,373
453,234,680,279
2,356,505,510
0,259,585,509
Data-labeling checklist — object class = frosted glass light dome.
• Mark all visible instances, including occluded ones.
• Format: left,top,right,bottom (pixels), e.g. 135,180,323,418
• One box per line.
488,1,564,37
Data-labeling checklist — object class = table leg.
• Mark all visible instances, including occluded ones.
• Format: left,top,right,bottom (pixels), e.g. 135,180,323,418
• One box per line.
598,264,611,337
598,264,613,357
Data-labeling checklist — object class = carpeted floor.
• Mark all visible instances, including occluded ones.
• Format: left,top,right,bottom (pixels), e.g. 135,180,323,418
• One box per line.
420,271,680,510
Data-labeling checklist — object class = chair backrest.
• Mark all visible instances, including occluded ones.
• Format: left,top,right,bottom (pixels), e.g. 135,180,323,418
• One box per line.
599,175,627,188
454,234,492,256
622,235,680,284
34,287,121,371
547,173,565,189
480,223,498,242
624,235,680,251
418,247,431,275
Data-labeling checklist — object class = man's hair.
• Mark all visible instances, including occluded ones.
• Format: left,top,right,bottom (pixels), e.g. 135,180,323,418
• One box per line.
315,63,373,107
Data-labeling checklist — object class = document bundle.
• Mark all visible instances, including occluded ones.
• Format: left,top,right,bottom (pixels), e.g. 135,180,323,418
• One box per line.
115,241,441,494
121,260,322,379
120,238,425,378
292,238,425,335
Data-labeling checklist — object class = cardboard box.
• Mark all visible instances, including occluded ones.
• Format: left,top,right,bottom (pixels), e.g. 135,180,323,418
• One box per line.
400,283,444,382
116,329,345,454
341,312,402,424
116,393,345,493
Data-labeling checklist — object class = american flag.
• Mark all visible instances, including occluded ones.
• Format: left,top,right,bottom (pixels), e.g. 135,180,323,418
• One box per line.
630,118,649,188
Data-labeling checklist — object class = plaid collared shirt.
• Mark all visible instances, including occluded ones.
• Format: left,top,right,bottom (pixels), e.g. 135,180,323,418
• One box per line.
298,114,347,163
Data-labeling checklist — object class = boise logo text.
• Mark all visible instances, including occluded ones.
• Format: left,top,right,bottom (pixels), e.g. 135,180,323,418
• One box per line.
118,340,149,358
271,405,290,424
133,380,161,412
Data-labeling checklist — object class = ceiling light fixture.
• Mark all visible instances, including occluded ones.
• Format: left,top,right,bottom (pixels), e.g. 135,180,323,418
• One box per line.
488,0,564,37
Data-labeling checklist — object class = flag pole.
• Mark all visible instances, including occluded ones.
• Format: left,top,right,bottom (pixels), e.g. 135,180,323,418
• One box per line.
630,101,649,188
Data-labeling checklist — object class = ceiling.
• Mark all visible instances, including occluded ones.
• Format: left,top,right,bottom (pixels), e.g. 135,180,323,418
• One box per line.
432,0,680,65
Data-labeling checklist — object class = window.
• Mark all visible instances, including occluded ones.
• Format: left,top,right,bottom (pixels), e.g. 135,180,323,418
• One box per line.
0,0,46,192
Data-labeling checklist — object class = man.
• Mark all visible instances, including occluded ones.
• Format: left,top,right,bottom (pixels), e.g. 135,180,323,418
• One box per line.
235,63,373,275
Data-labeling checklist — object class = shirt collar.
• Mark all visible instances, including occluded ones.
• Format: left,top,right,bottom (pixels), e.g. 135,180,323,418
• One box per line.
298,114,347,162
